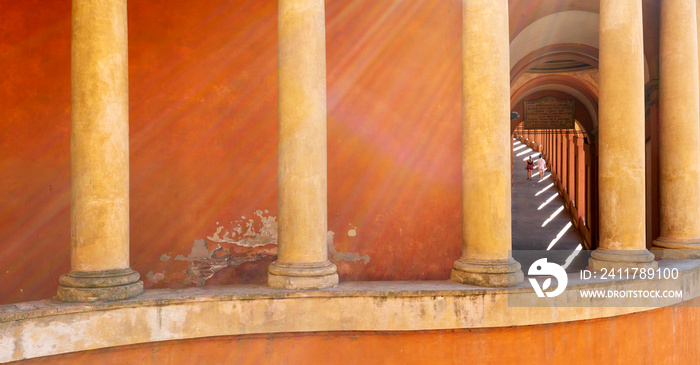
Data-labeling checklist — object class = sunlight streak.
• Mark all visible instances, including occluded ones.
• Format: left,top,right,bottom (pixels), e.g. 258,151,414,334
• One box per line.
522,152,540,161
546,222,573,250
535,183,554,196
513,144,527,152
561,244,583,269
516,148,534,157
542,206,565,227
538,192,559,210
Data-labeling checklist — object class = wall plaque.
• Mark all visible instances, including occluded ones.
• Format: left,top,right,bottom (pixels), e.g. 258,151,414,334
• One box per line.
523,96,575,130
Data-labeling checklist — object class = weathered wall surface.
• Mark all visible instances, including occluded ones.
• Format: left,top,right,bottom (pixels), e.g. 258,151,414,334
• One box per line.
0,0,71,305
9,297,700,364
0,0,463,304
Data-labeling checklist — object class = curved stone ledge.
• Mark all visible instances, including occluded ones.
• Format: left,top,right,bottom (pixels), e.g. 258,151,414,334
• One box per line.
1,259,699,363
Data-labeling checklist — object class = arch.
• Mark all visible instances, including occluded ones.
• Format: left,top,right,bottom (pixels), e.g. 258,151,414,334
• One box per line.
510,74,598,137
510,44,599,85
510,11,600,69
510,12,650,82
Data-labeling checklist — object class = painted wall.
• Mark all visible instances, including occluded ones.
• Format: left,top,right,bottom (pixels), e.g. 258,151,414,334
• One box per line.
0,0,464,304
12,297,700,364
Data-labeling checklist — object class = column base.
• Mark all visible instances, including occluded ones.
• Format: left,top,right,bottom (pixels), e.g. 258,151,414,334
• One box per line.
57,267,143,302
588,249,658,271
268,260,338,290
451,257,524,287
652,237,700,258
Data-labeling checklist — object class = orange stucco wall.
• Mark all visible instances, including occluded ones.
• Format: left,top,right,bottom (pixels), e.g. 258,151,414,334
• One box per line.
1,0,464,304
11,297,700,364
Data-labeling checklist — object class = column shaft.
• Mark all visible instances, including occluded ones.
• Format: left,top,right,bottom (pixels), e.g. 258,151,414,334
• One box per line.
561,134,565,183
553,134,556,176
590,0,656,269
567,133,575,204
268,0,338,289
556,133,560,176
653,0,700,256
544,129,552,161
549,132,552,172
575,136,586,221
563,133,569,192
451,0,523,287
58,0,143,302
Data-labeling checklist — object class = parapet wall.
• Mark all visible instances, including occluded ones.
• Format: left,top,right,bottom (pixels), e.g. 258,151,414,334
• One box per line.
2,259,699,363
14,298,699,364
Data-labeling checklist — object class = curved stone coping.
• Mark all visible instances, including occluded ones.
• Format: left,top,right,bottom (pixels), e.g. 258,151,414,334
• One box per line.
1,258,699,363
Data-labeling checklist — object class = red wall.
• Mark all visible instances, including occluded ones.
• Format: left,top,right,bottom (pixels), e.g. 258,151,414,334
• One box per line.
0,0,463,304
0,0,71,304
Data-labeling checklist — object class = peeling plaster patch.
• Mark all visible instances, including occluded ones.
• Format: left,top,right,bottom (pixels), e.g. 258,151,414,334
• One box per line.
181,239,212,260
145,271,166,284
159,211,369,287
161,210,281,287
175,239,228,286
327,231,370,265
208,209,278,247
348,224,357,237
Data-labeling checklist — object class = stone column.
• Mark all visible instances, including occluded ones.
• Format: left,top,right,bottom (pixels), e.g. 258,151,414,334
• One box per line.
268,0,338,289
542,130,547,158
547,129,554,165
562,133,569,193
544,131,548,167
558,134,563,183
553,133,559,179
58,0,143,302
549,130,554,168
452,0,523,287
559,133,564,184
653,0,700,256
575,136,586,220
589,0,656,270
567,133,575,203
